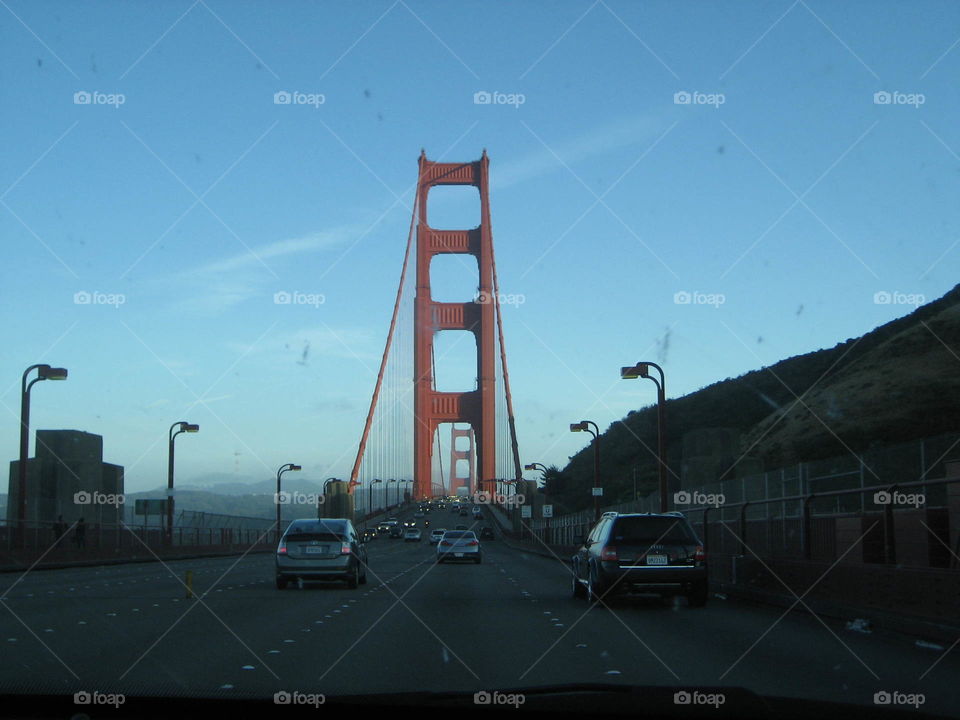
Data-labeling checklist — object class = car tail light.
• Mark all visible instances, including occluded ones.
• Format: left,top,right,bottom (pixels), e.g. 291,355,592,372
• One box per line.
340,542,352,555
440,540,451,546
466,540,479,546
694,545,706,561
600,546,618,562
277,543,287,555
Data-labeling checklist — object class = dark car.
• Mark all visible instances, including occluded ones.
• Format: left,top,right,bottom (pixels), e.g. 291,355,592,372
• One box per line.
389,525,404,539
362,528,377,542
571,512,707,607
276,518,368,589
480,526,494,540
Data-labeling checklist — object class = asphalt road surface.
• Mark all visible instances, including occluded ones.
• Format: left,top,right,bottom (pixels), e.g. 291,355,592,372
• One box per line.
0,509,957,717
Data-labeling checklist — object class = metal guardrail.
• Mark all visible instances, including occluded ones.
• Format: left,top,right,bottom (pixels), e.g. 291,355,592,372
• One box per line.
684,477,958,565
0,520,276,552
522,476,959,568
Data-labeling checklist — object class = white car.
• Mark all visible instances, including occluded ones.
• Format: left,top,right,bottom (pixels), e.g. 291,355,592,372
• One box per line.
437,530,482,563
429,528,446,545
404,528,422,542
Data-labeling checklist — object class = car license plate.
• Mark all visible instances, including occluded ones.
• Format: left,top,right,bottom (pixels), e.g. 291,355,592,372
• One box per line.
454,552,464,558
646,554,667,565
305,546,326,554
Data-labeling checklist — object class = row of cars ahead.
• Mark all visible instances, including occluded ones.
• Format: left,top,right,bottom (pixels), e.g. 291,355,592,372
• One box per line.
276,514,496,588
277,509,708,608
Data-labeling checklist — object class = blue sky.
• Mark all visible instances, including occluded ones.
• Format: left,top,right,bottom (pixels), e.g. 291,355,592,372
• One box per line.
1,0,958,494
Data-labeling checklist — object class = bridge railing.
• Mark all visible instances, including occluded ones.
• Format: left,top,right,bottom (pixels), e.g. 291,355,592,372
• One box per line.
0,520,277,555
525,475,960,569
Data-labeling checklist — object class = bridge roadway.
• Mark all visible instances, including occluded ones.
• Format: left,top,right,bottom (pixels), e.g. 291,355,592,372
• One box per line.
0,505,957,717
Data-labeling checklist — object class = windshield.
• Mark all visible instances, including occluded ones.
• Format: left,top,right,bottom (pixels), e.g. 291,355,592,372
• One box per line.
2,2,959,718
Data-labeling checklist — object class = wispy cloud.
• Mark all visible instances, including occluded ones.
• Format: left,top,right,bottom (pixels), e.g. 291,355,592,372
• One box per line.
492,112,666,190
171,224,363,315
183,229,356,278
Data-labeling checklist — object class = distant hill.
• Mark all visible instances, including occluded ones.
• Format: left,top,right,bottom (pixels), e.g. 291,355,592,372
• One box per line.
123,477,331,521
550,284,960,511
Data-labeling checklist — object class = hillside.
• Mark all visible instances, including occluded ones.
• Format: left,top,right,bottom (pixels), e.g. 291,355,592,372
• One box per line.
549,284,960,511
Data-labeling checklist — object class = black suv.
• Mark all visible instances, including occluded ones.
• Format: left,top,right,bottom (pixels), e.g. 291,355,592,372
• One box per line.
571,512,707,607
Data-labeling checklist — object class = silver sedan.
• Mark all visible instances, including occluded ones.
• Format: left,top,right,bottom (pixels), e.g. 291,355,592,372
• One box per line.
436,530,482,564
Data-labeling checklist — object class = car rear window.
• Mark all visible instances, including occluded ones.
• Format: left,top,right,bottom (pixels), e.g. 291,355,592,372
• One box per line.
286,531,344,542
444,531,475,539
285,523,347,542
610,517,697,544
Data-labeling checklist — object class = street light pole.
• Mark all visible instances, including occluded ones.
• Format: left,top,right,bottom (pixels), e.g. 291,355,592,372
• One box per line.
167,421,199,546
570,421,601,521
621,362,667,513
276,463,301,542
18,364,68,548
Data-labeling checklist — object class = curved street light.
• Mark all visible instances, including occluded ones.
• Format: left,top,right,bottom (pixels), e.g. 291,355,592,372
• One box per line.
369,479,382,523
621,361,667,512
276,463,301,541
18,364,68,547
167,421,199,545
570,420,601,521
